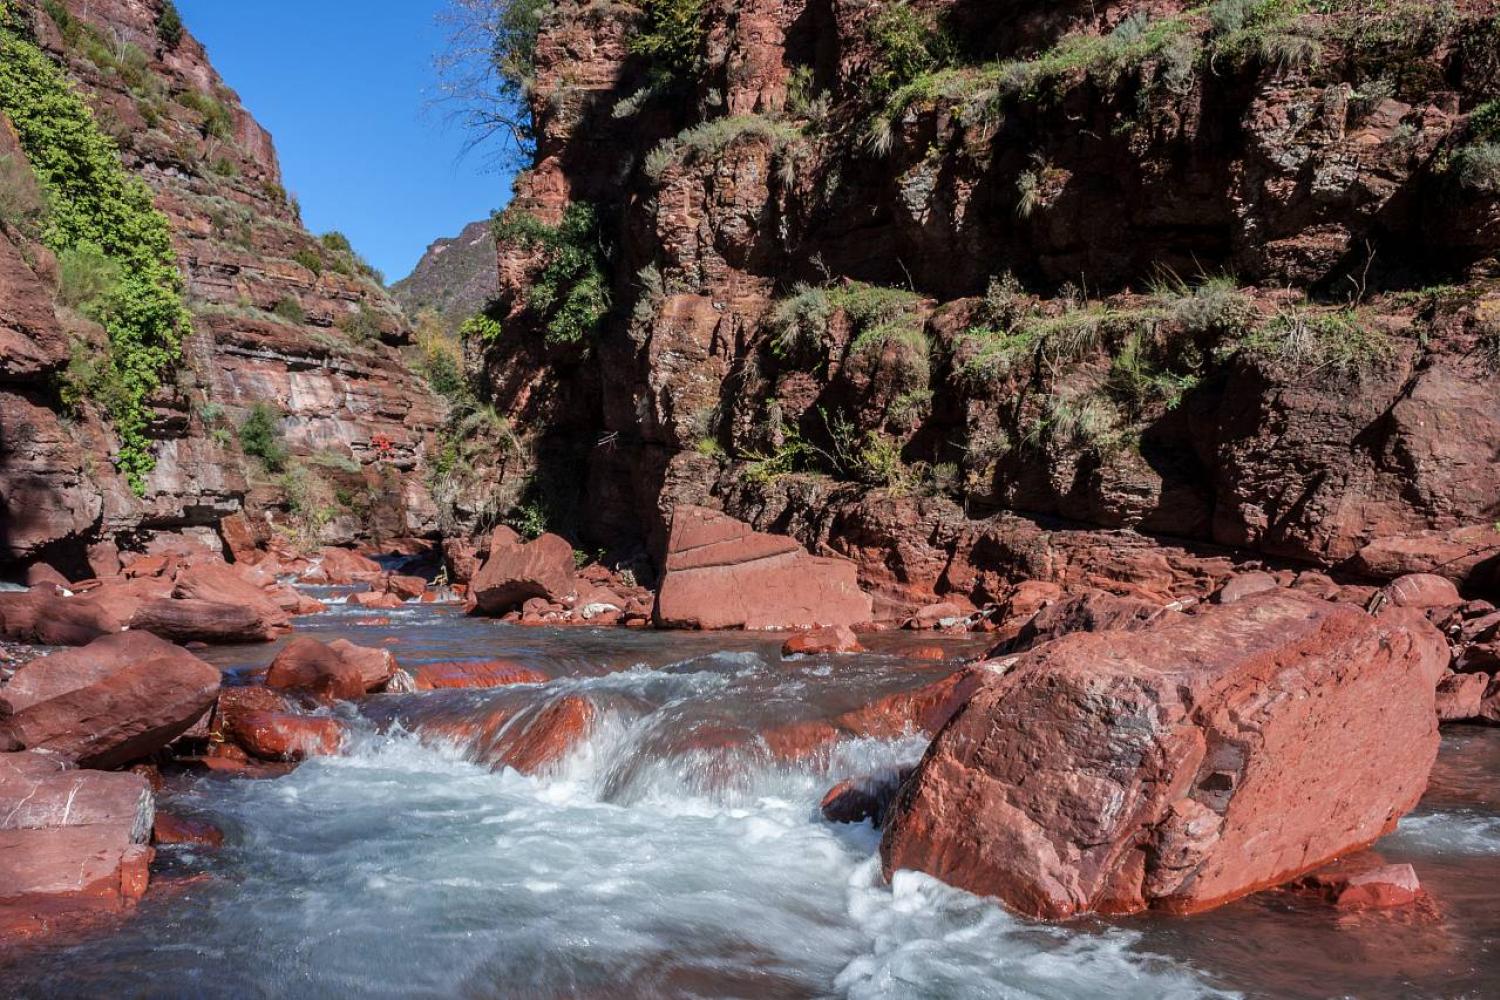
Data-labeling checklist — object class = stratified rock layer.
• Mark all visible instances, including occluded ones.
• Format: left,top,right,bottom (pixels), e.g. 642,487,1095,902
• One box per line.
881,592,1445,919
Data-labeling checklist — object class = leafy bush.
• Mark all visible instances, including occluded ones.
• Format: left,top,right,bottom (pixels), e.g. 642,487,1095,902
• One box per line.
631,0,707,80
239,403,289,472
337,302,382,343
291,247,323,276
272,297,306,324
157,1,183,49
0,23,190,492
493,203,611,346
56,244,122,313
867,1,955,100
461,310,504,344
1454,142,1500,194
320,230,384,284
177,89,233,140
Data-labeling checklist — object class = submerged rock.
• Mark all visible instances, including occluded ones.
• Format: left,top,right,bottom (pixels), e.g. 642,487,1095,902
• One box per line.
653,506,872,630
0,633,220,769
881,591,1444,919
781,625,866,657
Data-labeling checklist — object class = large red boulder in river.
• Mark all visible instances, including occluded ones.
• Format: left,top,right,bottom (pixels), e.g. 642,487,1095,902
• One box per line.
0,752,154,941
128,597,286,644
653,506,872,630
171,561,292,630
265,637,394,700
469,532,578,615
881,591,1445,920
0,633,220,768
0,591,121,645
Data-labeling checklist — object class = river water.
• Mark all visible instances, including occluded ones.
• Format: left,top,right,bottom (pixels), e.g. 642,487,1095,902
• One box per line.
3,601,1498,999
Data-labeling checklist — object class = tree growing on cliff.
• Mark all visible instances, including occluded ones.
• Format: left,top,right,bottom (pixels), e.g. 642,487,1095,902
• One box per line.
436,0,549,159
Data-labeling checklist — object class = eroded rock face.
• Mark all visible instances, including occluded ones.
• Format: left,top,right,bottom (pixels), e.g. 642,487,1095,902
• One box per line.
0,632,220,769
881,592,1443,919
0,0,442,576
654,506,872,630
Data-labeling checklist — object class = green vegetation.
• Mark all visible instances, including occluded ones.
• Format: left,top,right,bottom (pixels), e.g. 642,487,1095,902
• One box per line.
769,282,924,362
492,203,610,346
272,296,306,325
176,88,234,140
238,403,289,472
320,231,384,284
56,244,122,311
866,1,955,101
460,310,504,345
156,1,183,49
415,310,470,405
631,0,708,80
337,302,383,343
0,20,190,492
1242,305,1395,375
292,247,323,276
644,115,804,181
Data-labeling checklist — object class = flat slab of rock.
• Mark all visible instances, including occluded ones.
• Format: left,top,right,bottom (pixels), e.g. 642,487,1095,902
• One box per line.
0,752,154,940
128,598,284,645
881,591,1445,919
0,633,221,768
654,506,872,630
0,591,121,646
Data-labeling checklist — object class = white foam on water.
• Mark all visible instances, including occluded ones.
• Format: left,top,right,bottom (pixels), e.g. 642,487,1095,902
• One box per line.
1387,810,1500,855
8,723,1232,999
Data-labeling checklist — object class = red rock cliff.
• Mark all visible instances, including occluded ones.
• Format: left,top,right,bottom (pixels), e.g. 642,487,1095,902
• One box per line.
457,0,1500,614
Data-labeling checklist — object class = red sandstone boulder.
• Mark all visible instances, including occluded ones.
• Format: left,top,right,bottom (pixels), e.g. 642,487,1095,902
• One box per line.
128,597,284,644
990,589,1174,657
265,638,387,700
153,813,224,848
653,506,872,630
1435,672,1489,722
0,753,154,941
348,590,406,609
1349,526,1500,590
469,532,578,616
1293,857,1422,910
403,660,549,691
1382,573,1463,610
0,591,121,646
23,563,69,589
487,694,595,775
383,575,428,600
302,547,384,585
1214,571,1280,604
881,592,1444,919
442,536,481,584
0,633,221,768
171,561,291,624
225,710,346,762
903,602,968,631
782,625,866,657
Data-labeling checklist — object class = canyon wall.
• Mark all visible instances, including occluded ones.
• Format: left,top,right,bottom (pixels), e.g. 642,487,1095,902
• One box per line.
0,0,442,578
463,0,1500,615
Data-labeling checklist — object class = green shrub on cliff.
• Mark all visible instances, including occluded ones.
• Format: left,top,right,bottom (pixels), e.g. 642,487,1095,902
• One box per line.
157,1,183,50
866,2,955,100
239,403,290,472
0,17,189,493
631,0,707,79
0,152,45,234
493,203,611,346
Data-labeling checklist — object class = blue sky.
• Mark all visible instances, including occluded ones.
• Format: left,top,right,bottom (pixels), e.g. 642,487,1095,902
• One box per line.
177,0,510,284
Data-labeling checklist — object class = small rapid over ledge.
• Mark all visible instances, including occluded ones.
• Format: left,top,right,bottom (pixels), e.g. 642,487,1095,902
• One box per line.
4,604,1500,998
